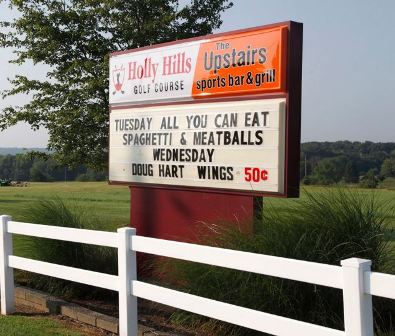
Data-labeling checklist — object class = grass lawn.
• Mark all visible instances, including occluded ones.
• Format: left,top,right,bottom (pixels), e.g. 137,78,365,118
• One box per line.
0,182,130,231
0,315,82,336
0,181,395,230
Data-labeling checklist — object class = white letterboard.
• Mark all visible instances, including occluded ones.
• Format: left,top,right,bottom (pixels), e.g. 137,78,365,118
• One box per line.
109,98,286,194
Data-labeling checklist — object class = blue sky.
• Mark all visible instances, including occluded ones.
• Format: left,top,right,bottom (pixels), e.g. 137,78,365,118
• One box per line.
0,0,394,147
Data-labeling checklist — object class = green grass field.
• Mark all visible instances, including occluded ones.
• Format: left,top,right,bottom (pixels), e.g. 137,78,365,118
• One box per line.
0,315,82,336
0,182,130,231
0,181,395,230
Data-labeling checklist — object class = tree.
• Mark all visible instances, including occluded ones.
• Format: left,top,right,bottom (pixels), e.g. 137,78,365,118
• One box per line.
343,160,358,183
381,158,395,178
311,156,348,185
30,159,52,182
0,155,15,179
360,169,379,189
13,154,33,181
0,0,233,169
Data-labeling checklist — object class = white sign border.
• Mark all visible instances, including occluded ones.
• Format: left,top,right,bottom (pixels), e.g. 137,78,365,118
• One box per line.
109,98,287,195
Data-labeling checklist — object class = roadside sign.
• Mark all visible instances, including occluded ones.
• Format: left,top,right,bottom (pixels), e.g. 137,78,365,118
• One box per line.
109,21,302,197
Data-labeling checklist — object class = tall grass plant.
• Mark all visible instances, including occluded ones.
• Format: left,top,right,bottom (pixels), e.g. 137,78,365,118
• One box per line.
161,189,394,335
15,198,117,299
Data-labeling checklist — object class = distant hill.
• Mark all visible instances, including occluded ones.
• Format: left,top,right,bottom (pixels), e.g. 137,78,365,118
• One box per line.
0,148,49,155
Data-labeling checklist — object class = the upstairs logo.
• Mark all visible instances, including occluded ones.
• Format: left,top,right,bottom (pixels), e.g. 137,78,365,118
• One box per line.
112,65,125,95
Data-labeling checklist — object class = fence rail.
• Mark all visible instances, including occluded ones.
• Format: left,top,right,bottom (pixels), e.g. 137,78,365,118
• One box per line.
364,271,395,300
8,256,119,291
1,214,395,336
7,220,119,247
132,235,344,289
132,280,345,336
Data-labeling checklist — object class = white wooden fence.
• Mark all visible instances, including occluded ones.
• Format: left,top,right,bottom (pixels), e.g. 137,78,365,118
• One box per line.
1,214,395,336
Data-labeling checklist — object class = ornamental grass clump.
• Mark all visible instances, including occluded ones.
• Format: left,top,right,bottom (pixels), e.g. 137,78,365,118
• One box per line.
15,198,117,299
162,189,394,336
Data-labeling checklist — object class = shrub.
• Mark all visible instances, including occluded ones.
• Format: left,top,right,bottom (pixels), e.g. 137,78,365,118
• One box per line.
161,189,394,335
75,173,90,182
361,169,379,189
76,169,107,182
15,198,117,299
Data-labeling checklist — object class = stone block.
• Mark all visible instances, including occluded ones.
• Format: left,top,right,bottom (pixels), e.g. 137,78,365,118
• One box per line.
15,287,26,300
25,291,48,307
60,303,79,319
75,306,98,326
96,314,119,333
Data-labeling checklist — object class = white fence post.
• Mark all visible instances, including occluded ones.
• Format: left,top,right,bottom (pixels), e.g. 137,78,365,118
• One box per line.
0,215,15,315
118,227,137,336
341,258,373,336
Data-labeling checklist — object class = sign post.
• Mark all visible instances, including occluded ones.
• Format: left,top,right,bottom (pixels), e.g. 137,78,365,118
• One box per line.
109,21,302,242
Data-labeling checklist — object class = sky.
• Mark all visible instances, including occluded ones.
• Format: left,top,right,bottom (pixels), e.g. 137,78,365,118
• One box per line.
0,0,394,147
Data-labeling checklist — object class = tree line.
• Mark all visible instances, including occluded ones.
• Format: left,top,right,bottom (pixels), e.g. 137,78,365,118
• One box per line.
301,141,395,187
1,141,394,185
0,154,106,182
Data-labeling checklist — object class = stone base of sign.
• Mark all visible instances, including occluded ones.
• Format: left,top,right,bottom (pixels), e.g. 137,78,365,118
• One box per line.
14,285,179,335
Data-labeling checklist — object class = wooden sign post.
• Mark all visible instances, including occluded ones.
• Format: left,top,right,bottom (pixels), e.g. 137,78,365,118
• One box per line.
109,21,302,242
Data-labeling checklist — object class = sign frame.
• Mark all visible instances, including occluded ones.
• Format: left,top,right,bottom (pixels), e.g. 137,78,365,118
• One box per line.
108,21,302,198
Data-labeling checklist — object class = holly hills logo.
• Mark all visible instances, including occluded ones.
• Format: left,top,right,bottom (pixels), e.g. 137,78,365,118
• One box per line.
112,65,125,95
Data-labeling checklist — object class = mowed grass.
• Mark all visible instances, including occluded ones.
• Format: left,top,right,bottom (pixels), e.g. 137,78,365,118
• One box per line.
0,181,394,230
0,315,82,336
0,182,130,231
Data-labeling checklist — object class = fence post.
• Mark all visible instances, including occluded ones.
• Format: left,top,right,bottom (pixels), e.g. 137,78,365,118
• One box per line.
118,227,137,336
0,215,15,315
341,258,373,336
